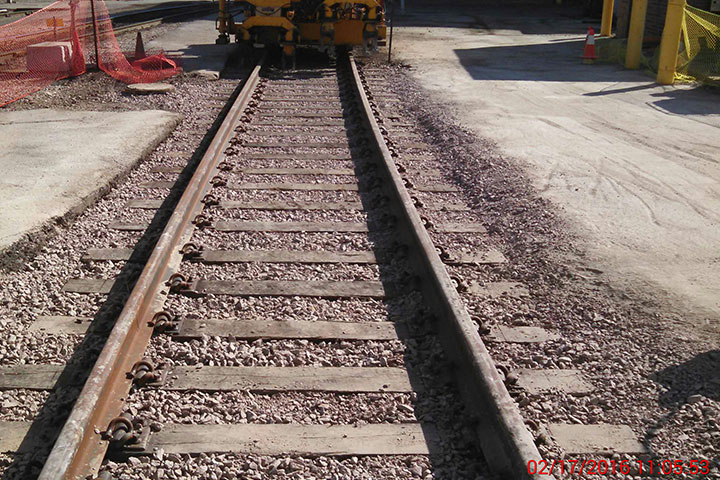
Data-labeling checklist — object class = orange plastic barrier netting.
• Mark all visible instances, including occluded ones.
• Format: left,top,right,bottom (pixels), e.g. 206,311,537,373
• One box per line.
0,0,181,107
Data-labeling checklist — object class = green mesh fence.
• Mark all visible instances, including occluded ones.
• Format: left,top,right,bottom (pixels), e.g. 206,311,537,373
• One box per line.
678,5,720,84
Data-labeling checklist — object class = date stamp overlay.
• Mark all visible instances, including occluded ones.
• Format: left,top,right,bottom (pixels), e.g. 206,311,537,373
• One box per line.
528,459,711,476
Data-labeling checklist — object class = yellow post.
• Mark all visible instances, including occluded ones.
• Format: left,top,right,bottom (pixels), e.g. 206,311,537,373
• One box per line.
600,0,614,36
657,0,686,84
216,0,229,44
626,0,649,69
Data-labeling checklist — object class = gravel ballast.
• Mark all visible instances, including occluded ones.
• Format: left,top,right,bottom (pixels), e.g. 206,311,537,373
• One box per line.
355,58,720,475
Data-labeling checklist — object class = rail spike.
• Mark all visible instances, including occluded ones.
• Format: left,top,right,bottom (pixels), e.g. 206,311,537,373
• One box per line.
167,273,192,293
180,242,204,259
104,415,137,448
450,275,469,293
128,358,160,386
210,175,227,187
201,193,220,206
149,310,180,333
192,214,212,229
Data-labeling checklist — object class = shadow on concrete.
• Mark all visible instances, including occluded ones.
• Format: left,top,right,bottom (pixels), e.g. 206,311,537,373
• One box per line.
453,40,628,82
169,41,236,72
648,87,720,116
584,83,720,115
654,350,720,407
638,350,720,474
392,3,593,34
583,83,658,96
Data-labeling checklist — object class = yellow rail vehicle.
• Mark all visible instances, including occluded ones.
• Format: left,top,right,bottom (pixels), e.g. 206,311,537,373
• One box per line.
216,0,386,62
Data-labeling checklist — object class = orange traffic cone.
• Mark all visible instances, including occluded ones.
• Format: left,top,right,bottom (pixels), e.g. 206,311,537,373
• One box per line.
134,32,146,61
583,27,597,64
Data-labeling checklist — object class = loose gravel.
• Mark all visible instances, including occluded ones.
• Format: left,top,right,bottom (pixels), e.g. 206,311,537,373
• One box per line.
164,293,425,324
356,57,720,475
147,337,408,368
0,21,252,479
102,62,492,480
7,43,705,480
124,390,418,425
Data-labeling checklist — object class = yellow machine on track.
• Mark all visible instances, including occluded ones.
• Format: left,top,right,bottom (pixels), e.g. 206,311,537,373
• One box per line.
216,0,386,65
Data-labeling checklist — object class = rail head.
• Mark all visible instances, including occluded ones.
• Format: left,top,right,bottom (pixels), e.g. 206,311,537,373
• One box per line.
346,54,551,480
38,60,264,480
39,53,547,480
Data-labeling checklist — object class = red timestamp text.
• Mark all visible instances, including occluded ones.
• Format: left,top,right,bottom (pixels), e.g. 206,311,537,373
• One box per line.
527,458,711,476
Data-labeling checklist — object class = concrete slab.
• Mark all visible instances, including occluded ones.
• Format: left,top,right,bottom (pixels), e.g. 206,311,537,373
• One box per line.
485,326,560,343
391,6,720,320
0,422,30,453
146,16,236,78
514,369,594,395
0,109,181,252
548,423,646,454
125,82,176,94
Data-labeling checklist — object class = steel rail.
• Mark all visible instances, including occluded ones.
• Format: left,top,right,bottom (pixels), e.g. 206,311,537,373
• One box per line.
346,54,550,480
38,60,264,480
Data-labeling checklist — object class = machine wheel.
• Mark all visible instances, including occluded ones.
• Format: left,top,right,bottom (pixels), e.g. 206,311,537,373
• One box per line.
237,43,254,67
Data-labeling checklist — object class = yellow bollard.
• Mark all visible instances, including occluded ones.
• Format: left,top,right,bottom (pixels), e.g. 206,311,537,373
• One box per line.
626,0,649,69
600,0,614,36
217,0,229,44
657,0,686,84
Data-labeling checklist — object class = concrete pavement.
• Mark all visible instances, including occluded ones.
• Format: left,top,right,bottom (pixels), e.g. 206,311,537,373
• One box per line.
0,12,240,255
147,16,236,79
392,7,720,320
0,109,181,252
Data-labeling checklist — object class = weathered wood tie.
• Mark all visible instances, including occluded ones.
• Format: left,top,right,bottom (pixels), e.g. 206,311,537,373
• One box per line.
82,247,505,266
125,199,466,212
145,423,436,455
189,279,387,298
234,167,355,175
165,366,412,392
226,182,359,191
212,221,369,233
195,250,377,264
28,316,406,340
176,318,404,340
127,199,364,211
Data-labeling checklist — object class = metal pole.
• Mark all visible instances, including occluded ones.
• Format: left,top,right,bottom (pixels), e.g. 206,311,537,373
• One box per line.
657,0,686,84
600,0,614,36
387,0,394,63
89,0,101,70
625,0,648,69
217,0,229,44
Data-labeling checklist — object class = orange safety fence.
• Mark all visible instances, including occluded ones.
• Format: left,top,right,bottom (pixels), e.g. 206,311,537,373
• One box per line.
0,0,181,107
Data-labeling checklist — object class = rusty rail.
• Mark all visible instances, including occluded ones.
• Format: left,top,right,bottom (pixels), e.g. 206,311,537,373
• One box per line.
38,60,263,480
38,52,546,480
347,54,549,480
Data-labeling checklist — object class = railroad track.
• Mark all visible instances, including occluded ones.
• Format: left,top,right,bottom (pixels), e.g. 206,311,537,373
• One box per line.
0,53,545,480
